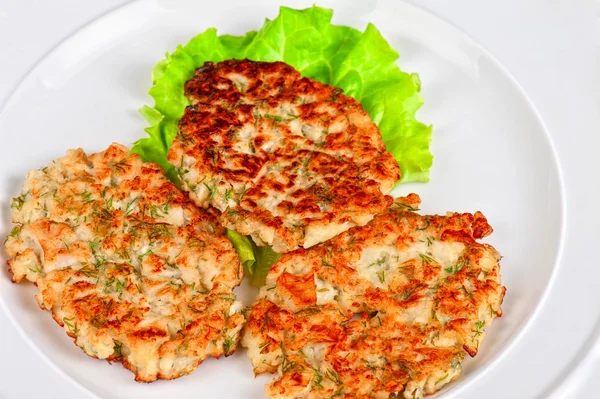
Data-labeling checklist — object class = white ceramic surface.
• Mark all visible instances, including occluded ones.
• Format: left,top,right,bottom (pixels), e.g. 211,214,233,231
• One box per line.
0,0,576,398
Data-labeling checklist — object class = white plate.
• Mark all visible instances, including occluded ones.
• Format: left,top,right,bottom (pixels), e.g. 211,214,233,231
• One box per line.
0,0,567,398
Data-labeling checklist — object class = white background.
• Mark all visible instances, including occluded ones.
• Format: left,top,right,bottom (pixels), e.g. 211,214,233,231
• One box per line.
0,0,598,397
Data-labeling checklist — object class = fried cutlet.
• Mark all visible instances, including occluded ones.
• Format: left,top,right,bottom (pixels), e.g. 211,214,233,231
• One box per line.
242,194,505,398
168,59,400,253
5,144,245,382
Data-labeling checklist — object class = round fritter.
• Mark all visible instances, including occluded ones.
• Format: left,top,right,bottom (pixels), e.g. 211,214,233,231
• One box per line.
5,144,245,382
242,194,505,398
168,59,400,253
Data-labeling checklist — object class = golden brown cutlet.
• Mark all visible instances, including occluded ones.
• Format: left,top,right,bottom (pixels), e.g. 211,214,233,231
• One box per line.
5,143,245,382
169,59,400,253
242,194,505,398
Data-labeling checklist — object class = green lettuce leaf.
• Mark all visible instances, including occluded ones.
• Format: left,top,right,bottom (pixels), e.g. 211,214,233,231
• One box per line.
132,5,432,182
132,5,433,285
224,229,255,278
225,229,282,287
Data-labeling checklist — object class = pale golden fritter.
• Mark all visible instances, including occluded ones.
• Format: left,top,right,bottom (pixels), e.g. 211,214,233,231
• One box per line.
5,144,245,382
242,194,505,398
168,59,400,253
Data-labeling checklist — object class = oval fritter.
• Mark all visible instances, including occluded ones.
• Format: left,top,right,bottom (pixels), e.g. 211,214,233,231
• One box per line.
242,194,505,398
168,59,400,253
5,144,245,382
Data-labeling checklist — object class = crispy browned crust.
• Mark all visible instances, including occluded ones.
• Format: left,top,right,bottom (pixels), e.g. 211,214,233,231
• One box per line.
242,194,505,398
5,144,245,382
168,59,400,253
